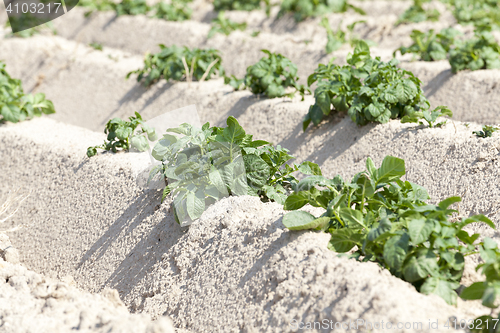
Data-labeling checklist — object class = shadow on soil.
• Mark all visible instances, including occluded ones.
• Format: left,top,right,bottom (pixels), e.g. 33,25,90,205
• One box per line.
423,69,453,98
219,93,265,125
278,114,376,167
77,189,182,299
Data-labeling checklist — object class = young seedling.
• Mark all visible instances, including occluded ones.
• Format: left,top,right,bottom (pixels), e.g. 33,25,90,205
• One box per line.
224,50,309,100
151,0,193,21
149,116,321,223
304,41,449,130
460,239,500,327
449,0,500,30
283,155,494,305
393,28,462,61
473,125,499,138
0,62,55,123
78,0,115,16
278,0,365,22
114,0,150,16
396,0,440,25
78,0,193,21
449,29,500,73
208,11,247,38
87,112,158,157
321,18,374,54
89,42,103,51
401,106,453,128
127,45,224,86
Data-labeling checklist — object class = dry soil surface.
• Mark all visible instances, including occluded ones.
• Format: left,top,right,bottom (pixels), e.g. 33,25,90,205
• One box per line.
1,0,500,332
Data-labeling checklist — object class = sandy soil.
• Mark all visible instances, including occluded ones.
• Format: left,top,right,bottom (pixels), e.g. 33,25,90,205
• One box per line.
1,0,500,331
0,235,175,333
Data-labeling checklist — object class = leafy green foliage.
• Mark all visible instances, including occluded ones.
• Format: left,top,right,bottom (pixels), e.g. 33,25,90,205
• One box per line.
401,106,453,128
396,0,440,25
78,0,193,21
393,28,461,61
460,240,500,330
0,62,55,123
127,45,224,86
283,155,494,305
446,0,500,30
208,11,247,38
304,41,447,129
151,0,193,21
224,50,309,100
114,0,149,16
78,0,115,16
320,18,373,54
149,116,320,222
461,239,500,308
279,0,365,22
89,42,103,51
473,125,499,138
213,0,265,12
449,29,500,73
87,112,157,157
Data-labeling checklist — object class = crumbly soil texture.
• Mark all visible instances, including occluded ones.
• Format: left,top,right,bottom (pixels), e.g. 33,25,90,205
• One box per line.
0,0,500,332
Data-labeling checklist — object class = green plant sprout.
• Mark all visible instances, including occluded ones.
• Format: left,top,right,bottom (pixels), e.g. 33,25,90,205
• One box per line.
279,0,365,22
208,11,247,38
321,18,375,54
149,116,321,222
151,0,193,21
396,0,440,25
224,50,309,100
304,41,451,130
449,29,500,73
127,45,224,86
473,125,499,138
0,62,55,123
283,155,494,305
87,112,157,157
393,28,462,62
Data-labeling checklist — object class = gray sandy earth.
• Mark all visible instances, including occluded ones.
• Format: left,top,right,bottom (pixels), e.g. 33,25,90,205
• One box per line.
1,0,500,331
0,235,175,333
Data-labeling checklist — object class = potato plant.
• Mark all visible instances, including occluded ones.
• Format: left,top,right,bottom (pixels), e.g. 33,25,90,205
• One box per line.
0,62,55,123
78,0,115,16
151,0,193,21
224,50,309,100
461,240,500,331
208,12,247,38
149,116,320,223
449,29,500,73
114,0,149,16
320,18,373,54
127,45,224,86
278,0,365,22
78,0,193,21
87,112,157,157
283,155,494,305
473,125,499,138
212,0,265,12
393,28,462,62
304,41,451,130
396,0,440,25
444,0,500,30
